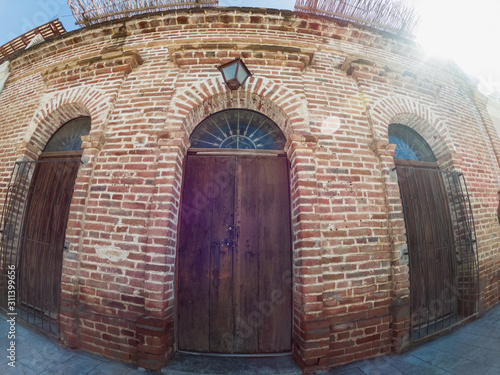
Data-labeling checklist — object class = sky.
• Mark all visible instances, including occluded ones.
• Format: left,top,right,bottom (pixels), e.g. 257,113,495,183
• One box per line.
0,0,498,95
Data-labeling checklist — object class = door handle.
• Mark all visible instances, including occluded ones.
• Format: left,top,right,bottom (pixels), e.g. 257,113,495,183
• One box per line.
212,228,237,288
220,238,232,254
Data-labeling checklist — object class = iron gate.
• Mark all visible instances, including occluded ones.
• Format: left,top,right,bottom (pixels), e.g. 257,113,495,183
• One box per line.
0,158,80,336
395,166,479,341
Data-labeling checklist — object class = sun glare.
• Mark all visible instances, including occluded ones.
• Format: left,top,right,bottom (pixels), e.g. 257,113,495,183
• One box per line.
413,0,500,82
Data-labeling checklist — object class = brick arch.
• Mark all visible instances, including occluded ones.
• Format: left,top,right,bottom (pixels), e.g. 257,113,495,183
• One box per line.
26,87,115,352
163,74,319,368
368,95,459,353
22,87,112,158
167,75,310,142
370,95,456,164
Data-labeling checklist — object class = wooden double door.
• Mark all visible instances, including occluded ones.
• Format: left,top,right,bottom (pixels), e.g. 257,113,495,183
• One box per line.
177,153,292,354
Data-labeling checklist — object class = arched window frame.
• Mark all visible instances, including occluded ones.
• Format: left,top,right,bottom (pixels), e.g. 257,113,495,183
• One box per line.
42,116,91,157
388,124,436,163
189,109,286,151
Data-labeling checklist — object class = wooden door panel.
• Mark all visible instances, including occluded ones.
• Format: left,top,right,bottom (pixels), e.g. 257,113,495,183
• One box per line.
178,155,236,352
396,164,457,327
19,159,80,315
178,156,215,351
234,157,261,353
208,156,235,353
419,169,456,321
236,156,292,353
256,156,292,352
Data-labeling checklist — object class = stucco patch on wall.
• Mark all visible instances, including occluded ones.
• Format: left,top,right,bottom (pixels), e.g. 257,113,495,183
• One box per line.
96,246,129,262
0,61,10,94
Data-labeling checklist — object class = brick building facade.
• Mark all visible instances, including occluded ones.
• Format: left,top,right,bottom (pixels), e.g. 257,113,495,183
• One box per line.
0,7,499,373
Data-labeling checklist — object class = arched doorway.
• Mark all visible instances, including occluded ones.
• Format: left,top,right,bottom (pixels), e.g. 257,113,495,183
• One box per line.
177,109,293,354
0,117,89,335
390,124,479,341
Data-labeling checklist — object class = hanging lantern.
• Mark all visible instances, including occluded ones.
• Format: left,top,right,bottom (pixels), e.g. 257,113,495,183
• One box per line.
217,58,252,90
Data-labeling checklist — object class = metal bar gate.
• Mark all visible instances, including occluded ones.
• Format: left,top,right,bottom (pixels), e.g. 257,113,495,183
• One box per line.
0,158,80,336
395,166,479,341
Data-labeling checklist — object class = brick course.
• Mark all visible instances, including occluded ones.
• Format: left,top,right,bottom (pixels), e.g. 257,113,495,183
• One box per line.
0,7,499,373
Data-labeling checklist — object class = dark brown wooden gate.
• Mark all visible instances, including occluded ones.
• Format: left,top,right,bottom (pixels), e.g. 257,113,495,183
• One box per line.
395,160,479,340
0,156,80,335
177,152,292,354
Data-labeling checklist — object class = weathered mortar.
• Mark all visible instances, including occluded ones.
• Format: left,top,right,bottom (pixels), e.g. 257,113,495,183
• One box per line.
0,7,499,373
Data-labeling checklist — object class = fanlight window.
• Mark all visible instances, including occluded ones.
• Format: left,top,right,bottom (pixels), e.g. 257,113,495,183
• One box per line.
190,109,286,150
44,117,91,152
388,124,436,162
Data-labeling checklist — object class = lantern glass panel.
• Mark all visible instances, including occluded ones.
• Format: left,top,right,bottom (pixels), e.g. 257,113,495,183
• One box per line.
237,64,249,84
222,63,237,81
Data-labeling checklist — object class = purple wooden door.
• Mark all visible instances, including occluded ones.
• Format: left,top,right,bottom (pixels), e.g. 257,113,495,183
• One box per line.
177,153,292,354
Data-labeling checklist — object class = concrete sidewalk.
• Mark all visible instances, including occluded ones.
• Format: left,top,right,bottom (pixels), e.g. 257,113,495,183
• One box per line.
1,303,500,374
329,304,500,375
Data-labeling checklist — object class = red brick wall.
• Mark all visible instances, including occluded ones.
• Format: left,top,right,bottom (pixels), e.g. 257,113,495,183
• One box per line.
0,7,499,373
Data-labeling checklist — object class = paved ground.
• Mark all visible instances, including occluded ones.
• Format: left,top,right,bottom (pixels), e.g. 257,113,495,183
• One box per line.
1,303,500,374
